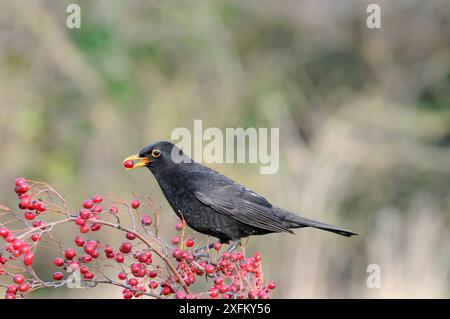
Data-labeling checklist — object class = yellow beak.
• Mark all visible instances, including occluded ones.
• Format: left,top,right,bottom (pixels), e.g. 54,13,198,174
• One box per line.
123,154,151,170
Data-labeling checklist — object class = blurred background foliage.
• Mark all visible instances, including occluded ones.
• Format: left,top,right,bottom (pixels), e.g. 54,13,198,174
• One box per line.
0,0,449,298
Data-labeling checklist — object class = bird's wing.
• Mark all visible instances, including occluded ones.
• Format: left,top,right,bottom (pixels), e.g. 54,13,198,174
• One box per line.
193,184,293,234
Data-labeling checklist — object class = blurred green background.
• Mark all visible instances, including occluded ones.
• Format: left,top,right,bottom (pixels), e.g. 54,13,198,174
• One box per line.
0,0,449,298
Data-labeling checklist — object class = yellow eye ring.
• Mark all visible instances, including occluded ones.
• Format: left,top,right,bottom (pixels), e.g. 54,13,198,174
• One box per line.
151,149,161,158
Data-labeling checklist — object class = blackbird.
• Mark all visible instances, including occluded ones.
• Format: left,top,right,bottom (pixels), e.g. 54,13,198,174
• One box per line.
124,141,356,252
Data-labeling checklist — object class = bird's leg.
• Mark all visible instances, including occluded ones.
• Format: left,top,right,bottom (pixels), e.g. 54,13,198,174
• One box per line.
225,239,241,254
194,242,216,255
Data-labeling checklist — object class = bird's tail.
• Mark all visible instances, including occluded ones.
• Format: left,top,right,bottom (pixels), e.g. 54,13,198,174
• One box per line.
274,207,357,237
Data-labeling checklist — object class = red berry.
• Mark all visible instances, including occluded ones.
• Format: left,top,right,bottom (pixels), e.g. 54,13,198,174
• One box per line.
172,248,182,258
16,183,29,194
171,236,180,245
31,233,41,242
115,253,125,263
24,211,35,220
54,257,64,267
90,223,101,231
149,281,158,289
74,236,85,247
141,215,152,226
19,197,31,209
209,288,219,298
148,270,157,278
80,224,90,233
18,282,30,293
0,227,10,238
213,242,222,251
6,234,16,243
64,248,76,260
53,272,64,281
123,289,133,299
131,200,140,209
109,205,119,214
5,293,16,299
13,275,25,284
162,287,172,295
126,232,136,240
175,223,183,231
7,285,18,294
118,272,127,280
128,278,138,286
123,160,134,169
36,201,46,212
205,264,215,274
185,239,194,248
82,200,94,209
268,281,276,289
79,209,91,219
120,242,132,253
91,206,103,213
23,252,34,266
81,255,92,263
80,266,89,274
254,252,262,262
92,195,103,203
15,177,26,186
84,272,95,280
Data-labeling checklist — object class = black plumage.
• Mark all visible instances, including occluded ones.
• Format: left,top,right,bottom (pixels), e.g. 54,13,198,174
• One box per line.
126,141,356,250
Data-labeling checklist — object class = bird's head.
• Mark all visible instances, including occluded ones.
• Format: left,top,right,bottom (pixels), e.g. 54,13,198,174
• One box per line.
123,141,189,172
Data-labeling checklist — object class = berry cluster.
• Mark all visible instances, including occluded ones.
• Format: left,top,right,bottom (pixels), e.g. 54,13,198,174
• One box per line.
0,178,275,299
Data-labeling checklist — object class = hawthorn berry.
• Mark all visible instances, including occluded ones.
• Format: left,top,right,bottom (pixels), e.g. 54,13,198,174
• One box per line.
31,233,41,242
115,253,125,263
53,272,64,281
79,209,91,219
123,160,134,169
19,197,31,209
268,281,276,289
23,252,34,266
0,227,10,238
75,236,85,247
213,242,222,251
82,200,94,209
64,248,76,260
80,224,90,233
35,201,46,213
91,206,103,213
15,177,26,186
126,232,136,240
141,215,152,226
118,272,127,280
120,242,132,254
205,264,215,274
92,195,103,203
84,272,95,280
54,257,64,267
90,223,101,231
18,283,30,293
131,200,140,209
185,238,194,247
13,275,25,284
171,236,180,245
123,289,133,299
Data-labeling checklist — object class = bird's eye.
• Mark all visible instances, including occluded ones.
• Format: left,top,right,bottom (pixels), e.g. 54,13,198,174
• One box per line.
151,149,161,158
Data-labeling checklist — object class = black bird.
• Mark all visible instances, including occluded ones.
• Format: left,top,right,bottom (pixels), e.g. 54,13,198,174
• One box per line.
124,141,356,252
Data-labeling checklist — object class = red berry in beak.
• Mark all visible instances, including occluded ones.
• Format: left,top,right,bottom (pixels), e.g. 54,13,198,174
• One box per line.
123,160,134,169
